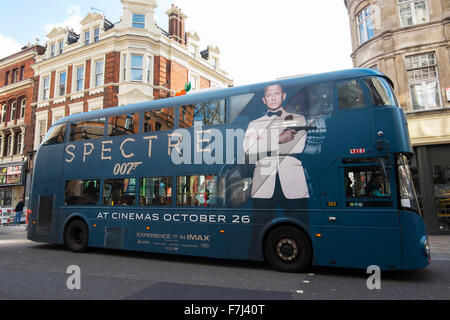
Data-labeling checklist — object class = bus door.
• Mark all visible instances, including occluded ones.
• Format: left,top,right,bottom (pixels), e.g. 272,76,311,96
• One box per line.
313,158,402,269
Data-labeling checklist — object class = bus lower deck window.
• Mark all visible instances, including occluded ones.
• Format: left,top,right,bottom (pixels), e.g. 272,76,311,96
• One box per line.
176,175,219,207
140,177,172,206
65,180,100,206
103,178,136,206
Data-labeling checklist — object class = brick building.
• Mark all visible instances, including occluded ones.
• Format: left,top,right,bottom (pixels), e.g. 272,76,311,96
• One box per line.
0,44,45,209
344,0,450,233
31,0,232,150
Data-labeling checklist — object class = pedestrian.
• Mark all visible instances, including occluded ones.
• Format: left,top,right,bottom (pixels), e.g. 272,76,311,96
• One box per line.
14,199,24,225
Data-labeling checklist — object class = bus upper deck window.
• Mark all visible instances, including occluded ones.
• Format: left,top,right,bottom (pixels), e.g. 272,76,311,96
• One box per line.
364,77,398,107
41,123,67,146
108,113,139,136
337,80,367,110
144,108,175,133
70,119,105,141
180,100,226,128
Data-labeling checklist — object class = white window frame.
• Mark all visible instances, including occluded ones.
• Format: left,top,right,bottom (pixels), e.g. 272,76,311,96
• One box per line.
42,76,50,101
188,73,198,91
75,65,85,92
50,43,55,57
84,30,91,45
398,0,430,27
357,6,375,45
20,98,26,119
94,27,100,42
10,101,16,122
58,40,64,54
57,71,67,97
132,13,146,29
94,59,104,87
130,54,143,82
1,104,6,122
406,52,442,111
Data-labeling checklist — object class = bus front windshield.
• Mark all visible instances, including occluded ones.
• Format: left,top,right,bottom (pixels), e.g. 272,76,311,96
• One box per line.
398,154,421,215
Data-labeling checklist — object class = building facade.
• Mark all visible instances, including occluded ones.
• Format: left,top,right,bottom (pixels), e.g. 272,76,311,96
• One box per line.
0,45,45,210
344,0,450,233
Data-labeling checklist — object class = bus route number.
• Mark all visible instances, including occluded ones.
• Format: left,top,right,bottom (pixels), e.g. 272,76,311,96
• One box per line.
113,162,143,176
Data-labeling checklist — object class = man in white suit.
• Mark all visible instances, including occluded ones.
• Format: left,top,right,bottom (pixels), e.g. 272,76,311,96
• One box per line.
243,83,310,259
243,84,310,200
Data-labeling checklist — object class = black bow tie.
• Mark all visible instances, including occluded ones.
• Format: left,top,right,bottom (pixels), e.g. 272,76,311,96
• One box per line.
267,111,282,117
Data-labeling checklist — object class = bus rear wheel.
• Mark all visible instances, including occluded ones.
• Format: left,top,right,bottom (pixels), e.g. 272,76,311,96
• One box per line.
65,220,89,253
264,226,312,273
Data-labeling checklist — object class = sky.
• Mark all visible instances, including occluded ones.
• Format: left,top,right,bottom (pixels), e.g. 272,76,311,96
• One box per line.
0,0,354,86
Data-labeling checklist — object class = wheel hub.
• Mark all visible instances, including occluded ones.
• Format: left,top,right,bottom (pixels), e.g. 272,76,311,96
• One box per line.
276,238,299,262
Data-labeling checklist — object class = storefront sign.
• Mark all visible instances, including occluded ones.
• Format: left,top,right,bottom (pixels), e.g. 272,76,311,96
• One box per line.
0,163,25,187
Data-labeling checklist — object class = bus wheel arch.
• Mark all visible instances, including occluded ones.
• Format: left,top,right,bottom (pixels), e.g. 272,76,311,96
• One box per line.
262,223,313,273
63,216,90,253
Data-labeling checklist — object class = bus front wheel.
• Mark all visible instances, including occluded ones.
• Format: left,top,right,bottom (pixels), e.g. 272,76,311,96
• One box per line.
264,226,312,273
65,219,89,253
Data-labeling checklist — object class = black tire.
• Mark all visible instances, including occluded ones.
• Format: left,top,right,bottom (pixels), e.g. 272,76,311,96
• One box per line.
264,226,312,273
65,219,89,253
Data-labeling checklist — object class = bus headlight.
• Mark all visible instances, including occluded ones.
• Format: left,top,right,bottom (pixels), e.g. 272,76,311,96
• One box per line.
421,237,430,257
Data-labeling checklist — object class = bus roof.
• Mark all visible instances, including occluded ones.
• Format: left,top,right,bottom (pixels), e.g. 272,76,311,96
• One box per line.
54,68,390,126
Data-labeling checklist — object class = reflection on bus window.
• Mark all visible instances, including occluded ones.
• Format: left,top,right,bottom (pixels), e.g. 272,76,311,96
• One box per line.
70,119,105,141
103,178,136,206
41,124,67,146
177,175,219,207
338,80,367,110
140,177,172,206
108,113,139,136
65,179,100,205
180,100,226,128
144,108,175,133
345,166,391,198
364,77,397,107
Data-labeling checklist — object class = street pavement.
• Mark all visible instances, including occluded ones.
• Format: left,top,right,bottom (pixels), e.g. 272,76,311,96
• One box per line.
0,225,449,301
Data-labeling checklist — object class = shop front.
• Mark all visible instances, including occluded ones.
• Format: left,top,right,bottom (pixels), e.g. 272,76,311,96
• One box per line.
0,162,26,212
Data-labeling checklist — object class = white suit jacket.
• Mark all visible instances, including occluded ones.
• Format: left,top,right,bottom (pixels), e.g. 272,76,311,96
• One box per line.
243,109,310,199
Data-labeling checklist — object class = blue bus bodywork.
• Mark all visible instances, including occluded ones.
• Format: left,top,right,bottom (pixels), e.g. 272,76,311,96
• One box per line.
28,69,430,272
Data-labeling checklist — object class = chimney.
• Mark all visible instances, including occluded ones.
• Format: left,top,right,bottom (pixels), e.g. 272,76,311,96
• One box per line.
166,4,187,45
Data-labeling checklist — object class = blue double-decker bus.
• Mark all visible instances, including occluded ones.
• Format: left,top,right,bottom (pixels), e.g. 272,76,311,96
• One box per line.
27,68,430,272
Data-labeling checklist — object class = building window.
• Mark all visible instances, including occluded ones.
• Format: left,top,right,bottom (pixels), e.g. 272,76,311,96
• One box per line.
38,120,47,144
12,69,18,83
19,66,25,81
5,71,9,86
42,77,50,100
6,135,12,156
10,101,16,121
84,31,90,45
14,132,23,155
122,54,127,81
94,60,104,87
0,104,6,122
357,6,375,44
59,72,67,96
398,0,429,27
131,55,143,81
59,40,64,54
406,52,442,111
20,99,26,119
94,27,100,42
132,14,145,29
147,56,152,83
76,66,84,92
50,43,55,57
